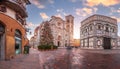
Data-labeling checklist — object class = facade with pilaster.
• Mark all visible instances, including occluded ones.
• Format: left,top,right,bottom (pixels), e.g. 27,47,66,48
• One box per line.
80,14,118,49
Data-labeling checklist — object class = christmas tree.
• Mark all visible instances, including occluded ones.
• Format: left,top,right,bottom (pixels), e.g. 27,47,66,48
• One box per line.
40,21,54,45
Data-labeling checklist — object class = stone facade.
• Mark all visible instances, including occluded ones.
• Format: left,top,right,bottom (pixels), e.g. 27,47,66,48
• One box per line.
80,14,118,49
30,26,40,48
0,0,30,60
33,15,74,47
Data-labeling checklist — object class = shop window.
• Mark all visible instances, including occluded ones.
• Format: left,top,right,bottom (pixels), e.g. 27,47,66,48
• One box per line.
0,23,5,35
0,23,4,33
15,29,22,54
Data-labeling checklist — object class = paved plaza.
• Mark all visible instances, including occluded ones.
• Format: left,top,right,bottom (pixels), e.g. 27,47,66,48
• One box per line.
1,48,120,69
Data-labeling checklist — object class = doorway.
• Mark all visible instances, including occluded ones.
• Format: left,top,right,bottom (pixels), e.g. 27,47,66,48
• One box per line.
57,41,60,47
103,37,111,49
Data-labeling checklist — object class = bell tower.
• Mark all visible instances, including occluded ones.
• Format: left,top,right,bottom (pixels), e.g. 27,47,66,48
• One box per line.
65,15,74,46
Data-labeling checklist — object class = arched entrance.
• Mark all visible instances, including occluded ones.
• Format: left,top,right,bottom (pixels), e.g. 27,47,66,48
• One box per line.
57,41,60,47
15,29,22,54
57,36,61,47
65,40,67,47
0,22,5,60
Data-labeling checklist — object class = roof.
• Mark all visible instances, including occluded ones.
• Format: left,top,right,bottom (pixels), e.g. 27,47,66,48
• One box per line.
81,14,117,24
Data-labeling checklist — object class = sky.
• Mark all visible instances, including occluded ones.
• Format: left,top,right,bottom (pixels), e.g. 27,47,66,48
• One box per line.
26,0,120,40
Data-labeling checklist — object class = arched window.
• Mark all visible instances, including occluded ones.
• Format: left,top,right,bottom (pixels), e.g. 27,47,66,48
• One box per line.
58,35,61,41
90,26,92,31
15,29,21,37
111,27,115,33
105,24,109,32
105,27,109,32
67,20,69,23
98,25,101,30
97,24,101,30
84,27,88,32
15,29,22,54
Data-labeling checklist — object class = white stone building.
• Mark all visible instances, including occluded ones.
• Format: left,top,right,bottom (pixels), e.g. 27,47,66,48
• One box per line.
80,14,118,49
36,15,74,47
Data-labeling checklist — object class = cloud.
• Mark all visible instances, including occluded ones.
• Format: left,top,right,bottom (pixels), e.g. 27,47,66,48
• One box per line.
48,0,54,4
110,7,120,15
56,8,67,18
82,8,93,14
26,22,39,40
111,16,120,23
57,9,64,13
70,0,77,2
75,7,98,16
30,0,45,9
69,0,83,3
63,12,67,16
27,22,39,28
117,9,120,13
40,13,49,20
55,13,63,18
93,7,98,12
85,0,120,7
30,0,54,9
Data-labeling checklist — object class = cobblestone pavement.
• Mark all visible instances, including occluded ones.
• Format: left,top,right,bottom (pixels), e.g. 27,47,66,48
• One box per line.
0,48,40,69
1,48,120,69
39,48,120,69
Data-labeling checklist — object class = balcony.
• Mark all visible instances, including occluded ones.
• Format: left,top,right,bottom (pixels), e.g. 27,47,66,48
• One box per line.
3,0,29,17
10,0,26,10
16,13,25,25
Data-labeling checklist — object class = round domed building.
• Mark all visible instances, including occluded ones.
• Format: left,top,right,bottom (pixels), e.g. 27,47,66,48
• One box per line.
80,14,118,49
